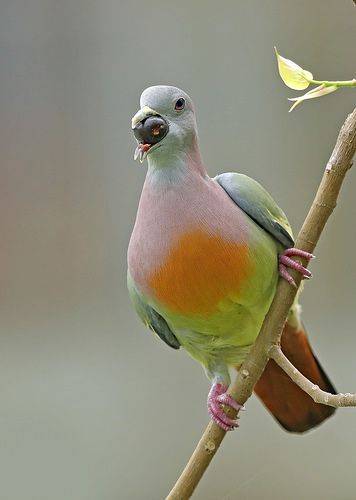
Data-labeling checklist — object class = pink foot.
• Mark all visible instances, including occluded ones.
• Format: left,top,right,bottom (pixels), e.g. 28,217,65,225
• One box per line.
279,248,315,287
207,383,242,431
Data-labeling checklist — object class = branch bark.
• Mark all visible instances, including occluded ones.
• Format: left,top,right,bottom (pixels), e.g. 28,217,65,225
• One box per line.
166,108,356,500
269,345,356,407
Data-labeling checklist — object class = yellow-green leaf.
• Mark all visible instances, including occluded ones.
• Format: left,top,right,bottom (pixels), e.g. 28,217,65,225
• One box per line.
275,47,313,90
288,84,338,112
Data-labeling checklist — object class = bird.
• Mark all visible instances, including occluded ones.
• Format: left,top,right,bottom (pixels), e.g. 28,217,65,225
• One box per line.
127,85,336,432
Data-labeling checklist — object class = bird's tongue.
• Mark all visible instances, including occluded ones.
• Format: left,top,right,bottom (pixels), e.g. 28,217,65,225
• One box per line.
134,143,152,163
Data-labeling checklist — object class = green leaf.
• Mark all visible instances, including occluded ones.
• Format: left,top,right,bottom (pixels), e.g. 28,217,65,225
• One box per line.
275,47,313,90
288,84,338,112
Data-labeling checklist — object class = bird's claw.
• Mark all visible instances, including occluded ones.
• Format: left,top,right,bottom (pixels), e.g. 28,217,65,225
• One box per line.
207,383,243,431
278,248,314,287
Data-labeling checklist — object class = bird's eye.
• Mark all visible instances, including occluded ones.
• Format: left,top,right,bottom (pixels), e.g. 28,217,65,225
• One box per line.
174,98,185,111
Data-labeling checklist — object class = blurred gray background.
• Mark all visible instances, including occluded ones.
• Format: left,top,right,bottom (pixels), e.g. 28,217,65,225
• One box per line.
1,1,356,499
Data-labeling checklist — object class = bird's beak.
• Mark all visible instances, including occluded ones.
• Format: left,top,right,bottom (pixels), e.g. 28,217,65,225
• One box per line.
131,106,159,129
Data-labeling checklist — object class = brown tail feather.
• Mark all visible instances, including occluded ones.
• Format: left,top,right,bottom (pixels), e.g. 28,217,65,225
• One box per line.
254,322,336,433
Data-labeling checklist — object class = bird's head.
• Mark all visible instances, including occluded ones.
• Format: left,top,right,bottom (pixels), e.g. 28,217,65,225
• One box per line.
131,85,197,163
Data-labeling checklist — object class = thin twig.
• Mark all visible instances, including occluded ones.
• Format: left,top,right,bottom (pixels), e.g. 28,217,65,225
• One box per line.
166,108,356,500
269,345,356,407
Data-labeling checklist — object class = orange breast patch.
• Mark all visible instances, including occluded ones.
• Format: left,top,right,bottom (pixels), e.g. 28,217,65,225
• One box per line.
148,229,252,316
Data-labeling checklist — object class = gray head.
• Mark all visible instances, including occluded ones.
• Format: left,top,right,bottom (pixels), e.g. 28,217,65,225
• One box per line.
131,85,198,163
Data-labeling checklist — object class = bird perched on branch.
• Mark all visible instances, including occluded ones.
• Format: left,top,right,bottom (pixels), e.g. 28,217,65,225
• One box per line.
127,85,335,432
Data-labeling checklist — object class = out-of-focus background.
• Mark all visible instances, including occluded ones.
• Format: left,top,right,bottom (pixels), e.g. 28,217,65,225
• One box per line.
1,1,355,499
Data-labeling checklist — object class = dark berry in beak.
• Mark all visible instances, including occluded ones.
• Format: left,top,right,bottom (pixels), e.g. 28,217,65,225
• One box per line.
133,116,169,145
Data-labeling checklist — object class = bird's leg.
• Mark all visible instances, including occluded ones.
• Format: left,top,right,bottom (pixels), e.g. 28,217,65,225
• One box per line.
205,361,243,431
278,248,315,287
207,383,243,431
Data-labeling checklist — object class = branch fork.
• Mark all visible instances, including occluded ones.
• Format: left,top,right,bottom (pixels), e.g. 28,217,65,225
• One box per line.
269,345,356,407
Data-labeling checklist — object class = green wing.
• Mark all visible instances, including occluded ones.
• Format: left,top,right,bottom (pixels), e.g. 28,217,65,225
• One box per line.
128,274,180,350
215,172,294,248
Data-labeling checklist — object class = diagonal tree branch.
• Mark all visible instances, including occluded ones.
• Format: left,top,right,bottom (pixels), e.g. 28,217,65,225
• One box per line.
166,107,356,500
269,345,356,407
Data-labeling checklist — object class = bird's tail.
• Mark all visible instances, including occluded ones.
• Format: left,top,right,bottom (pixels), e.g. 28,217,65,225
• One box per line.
253,306,336,433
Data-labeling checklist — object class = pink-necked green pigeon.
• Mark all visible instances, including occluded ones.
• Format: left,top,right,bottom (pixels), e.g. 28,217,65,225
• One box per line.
127,85,335,432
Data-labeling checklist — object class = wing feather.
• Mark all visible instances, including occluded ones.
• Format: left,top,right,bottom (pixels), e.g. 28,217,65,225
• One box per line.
128,276,180,350
214,172,294,248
